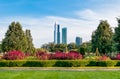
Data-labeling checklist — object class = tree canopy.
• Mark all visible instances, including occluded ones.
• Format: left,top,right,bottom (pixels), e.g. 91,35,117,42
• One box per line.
114,18,120,53
91,20,113,54
2,22,28,52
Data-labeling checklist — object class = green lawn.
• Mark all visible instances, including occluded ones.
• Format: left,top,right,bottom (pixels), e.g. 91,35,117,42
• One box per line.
0,70,120,79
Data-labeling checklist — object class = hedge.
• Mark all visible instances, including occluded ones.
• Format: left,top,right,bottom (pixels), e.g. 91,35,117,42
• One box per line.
0,60,120,67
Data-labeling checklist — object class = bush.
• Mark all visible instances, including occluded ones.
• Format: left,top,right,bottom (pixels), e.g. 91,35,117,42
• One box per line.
84,56,99,60
115,60,120,66
0,61,9,67
51,51,82,60
71,60,89,67
2,50,25,60
67,52,82,60
51,52,67,60
98,60,116,67
87,61,98,66
98,55,111,61
116,54,120,60
25,56,37,60
9,60,26,67
54,60,72,67
0,60,118,67
36,51,50,60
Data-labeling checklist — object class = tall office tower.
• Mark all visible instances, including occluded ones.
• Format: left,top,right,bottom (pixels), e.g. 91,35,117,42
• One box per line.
62,27,67,44
76,37,82,46
57,24,60,44
54,23,57,44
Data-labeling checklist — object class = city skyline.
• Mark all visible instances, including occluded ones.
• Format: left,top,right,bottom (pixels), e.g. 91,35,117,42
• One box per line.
0,0,120,47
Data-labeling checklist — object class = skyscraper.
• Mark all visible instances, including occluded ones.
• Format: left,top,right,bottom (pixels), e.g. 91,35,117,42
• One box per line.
57,24,60,44
62,27,67,44
76,37,82,46
54,23,57,44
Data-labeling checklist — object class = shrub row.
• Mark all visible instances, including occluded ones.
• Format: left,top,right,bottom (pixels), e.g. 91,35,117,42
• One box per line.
1,60,120,67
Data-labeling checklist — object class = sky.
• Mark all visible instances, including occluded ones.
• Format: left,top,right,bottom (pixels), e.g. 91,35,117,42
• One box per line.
0,0,120,48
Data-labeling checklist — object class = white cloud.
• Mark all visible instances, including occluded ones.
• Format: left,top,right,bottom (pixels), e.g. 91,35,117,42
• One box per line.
0,3,120,47
0,16,98,47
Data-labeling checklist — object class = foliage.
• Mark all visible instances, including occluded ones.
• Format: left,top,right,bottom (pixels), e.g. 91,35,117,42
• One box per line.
25,29,35,54
91,20,113,54
78,45,86,55
84,55,110,61
67,43,77,51
114,18,120,53
36,51,50,60
25,56,37,60
98,60,116,67
54,44,67,52
2,22,28,52
0,44,2,52
98,55,111,61
116,54,120,60
41,43,68,52
51,51,82,60
84,56,99,60
2,50,25,60
0,60,119,67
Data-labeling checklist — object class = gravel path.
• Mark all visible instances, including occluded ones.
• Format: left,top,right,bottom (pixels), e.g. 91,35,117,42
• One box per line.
1,67,120,71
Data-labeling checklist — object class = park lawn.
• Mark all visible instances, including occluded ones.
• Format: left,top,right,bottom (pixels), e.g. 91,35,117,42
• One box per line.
0,70,120,79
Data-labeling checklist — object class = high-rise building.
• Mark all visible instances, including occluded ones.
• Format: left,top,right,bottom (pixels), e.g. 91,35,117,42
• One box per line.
62,27,67,44
54,23,57,44
57,24,60,44
76,37,82,46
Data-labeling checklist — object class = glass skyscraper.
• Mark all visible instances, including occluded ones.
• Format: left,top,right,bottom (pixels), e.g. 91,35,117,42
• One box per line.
57,24,60,44
54,23,57,44
62,27,67,44
76,37,82,46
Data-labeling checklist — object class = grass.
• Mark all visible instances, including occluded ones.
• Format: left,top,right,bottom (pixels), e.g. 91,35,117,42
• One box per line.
0,70,120,79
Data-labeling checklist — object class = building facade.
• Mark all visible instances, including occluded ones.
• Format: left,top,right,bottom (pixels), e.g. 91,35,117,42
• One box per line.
62,27,67,44
76,37,82,46
54,23,57,44
57,24,60,44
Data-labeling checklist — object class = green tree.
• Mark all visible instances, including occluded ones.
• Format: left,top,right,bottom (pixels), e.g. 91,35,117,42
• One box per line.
0,43,2,53
91,20,113,54
67,43,77,51
54,44,67,52
2,22,28,52
114,18,120,53
25,29,35,54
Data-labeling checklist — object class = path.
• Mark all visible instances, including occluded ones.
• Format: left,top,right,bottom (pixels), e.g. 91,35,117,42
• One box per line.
1,67,120,71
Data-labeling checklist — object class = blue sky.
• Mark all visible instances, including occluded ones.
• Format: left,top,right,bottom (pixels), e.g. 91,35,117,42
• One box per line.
0,0,120,47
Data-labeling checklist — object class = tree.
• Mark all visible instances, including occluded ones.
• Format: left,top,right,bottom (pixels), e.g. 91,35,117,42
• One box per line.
54,44,67,52
41,43,55,52
67,43,77,51
114,18,120,53
91,20,113,54
0,43,2,53
2,22,28,52
25,29,35,54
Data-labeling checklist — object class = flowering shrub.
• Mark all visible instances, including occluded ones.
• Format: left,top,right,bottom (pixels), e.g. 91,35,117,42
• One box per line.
84,56,99,60
51,52,67,60
98,55,111,61
35,51,82,60
2,50,25,60
84,55,110,61
36,51,50,60
50,51,82,60
116,54,120,60
67,51,82,60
